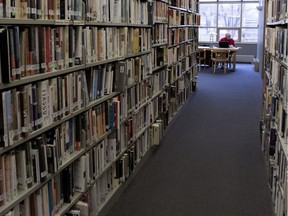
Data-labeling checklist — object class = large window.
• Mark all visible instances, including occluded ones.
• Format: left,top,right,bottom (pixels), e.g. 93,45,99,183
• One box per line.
199,0,259,43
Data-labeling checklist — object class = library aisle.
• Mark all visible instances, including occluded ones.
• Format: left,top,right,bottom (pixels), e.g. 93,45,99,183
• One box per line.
105,64,273,216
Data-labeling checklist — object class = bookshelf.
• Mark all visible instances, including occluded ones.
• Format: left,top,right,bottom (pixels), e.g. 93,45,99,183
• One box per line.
0,0,199,215
167,0,199,119
261,1,288,216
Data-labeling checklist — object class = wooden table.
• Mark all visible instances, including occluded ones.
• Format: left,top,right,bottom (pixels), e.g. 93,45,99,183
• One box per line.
198,46,241,71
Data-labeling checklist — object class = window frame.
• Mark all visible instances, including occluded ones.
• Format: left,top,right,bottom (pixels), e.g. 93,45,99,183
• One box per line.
198,0,259,43
217,28,240,41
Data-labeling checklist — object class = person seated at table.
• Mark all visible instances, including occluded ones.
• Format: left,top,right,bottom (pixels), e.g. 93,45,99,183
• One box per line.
219,33,235,68
219,33,235,47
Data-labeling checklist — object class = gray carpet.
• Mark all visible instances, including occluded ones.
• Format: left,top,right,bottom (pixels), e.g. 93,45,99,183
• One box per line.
105,64,274,216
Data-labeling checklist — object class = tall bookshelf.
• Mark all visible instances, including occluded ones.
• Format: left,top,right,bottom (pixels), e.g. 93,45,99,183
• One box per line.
261,0,288,216
167,0,199,119
0,0,199,215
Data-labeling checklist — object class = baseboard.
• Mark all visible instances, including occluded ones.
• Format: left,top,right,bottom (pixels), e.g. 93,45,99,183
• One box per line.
236,55,254,63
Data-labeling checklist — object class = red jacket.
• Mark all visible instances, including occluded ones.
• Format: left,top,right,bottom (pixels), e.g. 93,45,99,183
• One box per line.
219,37,235,46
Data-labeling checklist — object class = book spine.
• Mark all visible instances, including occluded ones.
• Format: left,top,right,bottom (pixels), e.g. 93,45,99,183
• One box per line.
33,137,48,182
38,26,46,74
114,61,126,92
0,156,5,207
30,0,36,19
62,165,73,203
0,27,11,83
68,27,75,67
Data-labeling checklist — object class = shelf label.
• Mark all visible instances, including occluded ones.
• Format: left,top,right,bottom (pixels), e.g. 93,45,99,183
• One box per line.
55,20,70,25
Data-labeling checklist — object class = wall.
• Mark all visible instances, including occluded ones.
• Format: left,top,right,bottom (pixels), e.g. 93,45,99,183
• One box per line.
256,0,265,74
235,43,257,63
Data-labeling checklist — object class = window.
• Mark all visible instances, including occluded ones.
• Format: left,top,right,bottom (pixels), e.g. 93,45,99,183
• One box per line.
218,4,241,27
199,4,217,27
242,3,259,27
199,0,259,43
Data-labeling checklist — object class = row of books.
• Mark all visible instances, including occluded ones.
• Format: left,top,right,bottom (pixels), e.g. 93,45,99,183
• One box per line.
85,65,115,102
170,73,194,108
0,0,199,215
121,72,168,120
0,0,83,20
272,138,288,216
152,46,167,69
262,21,288,215
0,58,196,216
151,92,169,125
170,0,197,11
0,26,152,84
0,83,172,212
0,119,127,212
0,0,151,24
64,121,165,216
0,134,81,208
85,100,120,147
126,84,150,115
0,80,172,216
168,44,195,67
86,0,151,24
265,27,288,64
0,61,174,150
1,137,119,215
168,46,180,65
152,24,168,45
168,9,196,26
266,0,287,23
112,55,152,93
66,120,165,216
153,1,168,23
8,74,170,144
168,28,196,47
265,56,288,115
150,70,168,98
0,72,84,147
261,125,288,216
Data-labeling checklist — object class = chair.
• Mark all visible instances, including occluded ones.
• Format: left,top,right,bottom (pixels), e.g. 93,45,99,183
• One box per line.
198,49,207,71
210,49,230,74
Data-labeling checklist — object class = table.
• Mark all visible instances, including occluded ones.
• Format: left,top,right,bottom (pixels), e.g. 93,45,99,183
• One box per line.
198,46,241,71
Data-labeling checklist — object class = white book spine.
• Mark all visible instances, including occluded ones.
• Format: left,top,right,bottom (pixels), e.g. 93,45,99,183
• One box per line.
73,154,86,192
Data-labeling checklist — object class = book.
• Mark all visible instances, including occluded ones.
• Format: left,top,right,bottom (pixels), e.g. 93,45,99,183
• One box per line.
16,149,28,190
31,148,40,184
0,27,10,83
13,27,21,80
73,154,87,192
4,91,13,146
152,122,161,145
0,0,3,18
19,198,31,216
75,26,83,65
38,26,46,74
114,61,126,92
9,28,17,81
23,142,34,188
41,184,50,216
62,165,74,203
32,137,48,182
132,28,140,54
0,156,5,207
46,132,58,174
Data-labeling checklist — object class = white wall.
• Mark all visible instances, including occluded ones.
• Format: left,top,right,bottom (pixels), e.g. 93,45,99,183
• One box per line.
256,0,265,74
